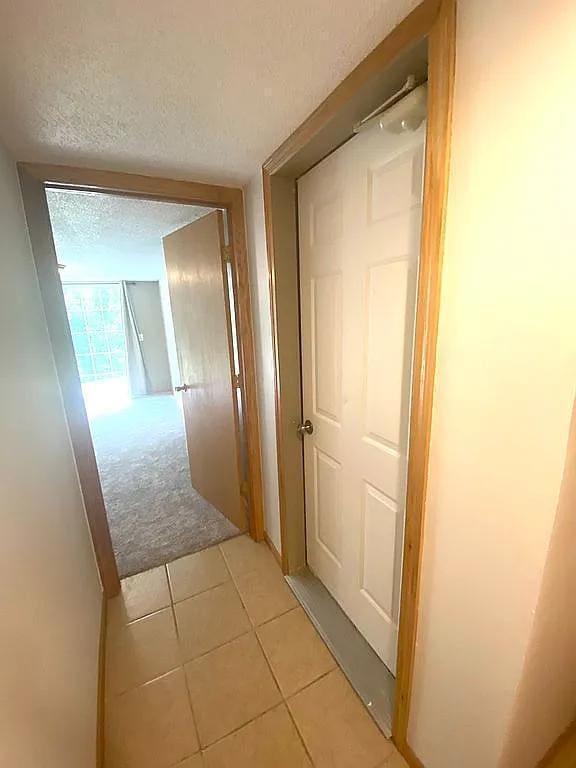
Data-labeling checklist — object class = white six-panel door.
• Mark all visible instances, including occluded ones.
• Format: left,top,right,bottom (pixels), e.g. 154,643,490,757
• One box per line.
298,118,425,674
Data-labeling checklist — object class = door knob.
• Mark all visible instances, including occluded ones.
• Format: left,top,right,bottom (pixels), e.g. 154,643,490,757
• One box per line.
175,383,190,392
297,419,314,437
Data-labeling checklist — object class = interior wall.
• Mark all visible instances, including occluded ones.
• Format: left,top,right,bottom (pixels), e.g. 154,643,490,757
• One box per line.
498,398,576,768
244,1,576,766
245,176,281,550
0,141,102,766
408,1,576,766
159,273,180,389
124,280,172,395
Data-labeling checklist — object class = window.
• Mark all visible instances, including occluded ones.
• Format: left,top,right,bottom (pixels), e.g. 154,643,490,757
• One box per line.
63,283,127,383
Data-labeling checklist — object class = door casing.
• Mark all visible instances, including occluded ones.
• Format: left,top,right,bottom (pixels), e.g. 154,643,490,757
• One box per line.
18,166,265,599
261,0,456,764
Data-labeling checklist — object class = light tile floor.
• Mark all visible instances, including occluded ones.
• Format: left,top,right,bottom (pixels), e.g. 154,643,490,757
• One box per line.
105,534,408,768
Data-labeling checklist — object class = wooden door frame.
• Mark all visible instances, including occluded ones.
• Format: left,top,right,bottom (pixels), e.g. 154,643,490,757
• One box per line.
261,0,455,764
18,164,265,598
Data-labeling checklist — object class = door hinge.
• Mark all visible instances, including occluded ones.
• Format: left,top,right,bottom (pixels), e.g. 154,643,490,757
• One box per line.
221,245,233,263
233,372,242,389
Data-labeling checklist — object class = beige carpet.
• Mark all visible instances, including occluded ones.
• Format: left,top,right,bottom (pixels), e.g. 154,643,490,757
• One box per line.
89,394,239,577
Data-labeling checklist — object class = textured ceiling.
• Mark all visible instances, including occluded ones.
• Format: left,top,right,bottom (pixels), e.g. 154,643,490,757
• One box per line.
46,189,210,281
0,0,418,184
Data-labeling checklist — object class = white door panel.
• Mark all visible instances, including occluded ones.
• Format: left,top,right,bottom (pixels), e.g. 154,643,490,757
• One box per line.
299,117,425,674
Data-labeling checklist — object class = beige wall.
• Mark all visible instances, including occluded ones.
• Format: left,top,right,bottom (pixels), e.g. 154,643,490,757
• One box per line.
0,141,102,767
408,0,576,766
159,273,181,389
124,280,173,395
498,398,576,768
244,0,576,765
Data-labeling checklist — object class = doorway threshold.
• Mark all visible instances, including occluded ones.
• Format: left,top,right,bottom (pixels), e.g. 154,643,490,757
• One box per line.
285,568,395,736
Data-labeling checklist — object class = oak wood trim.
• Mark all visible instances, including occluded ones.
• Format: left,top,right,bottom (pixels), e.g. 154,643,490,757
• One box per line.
227,192,265,541
263,0,440,176
18,163,265,575
218,211,248,530
97,594,107,768
403,743,426,768
18,167,121,597
392,0,456,755
536,722,576,768
262,170,297,574
19,163,242,207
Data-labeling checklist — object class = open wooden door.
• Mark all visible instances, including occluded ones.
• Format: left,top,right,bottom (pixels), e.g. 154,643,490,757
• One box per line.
163,211,246,531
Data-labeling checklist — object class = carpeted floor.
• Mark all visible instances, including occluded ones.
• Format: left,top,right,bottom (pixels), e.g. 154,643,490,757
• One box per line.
89,393,239,577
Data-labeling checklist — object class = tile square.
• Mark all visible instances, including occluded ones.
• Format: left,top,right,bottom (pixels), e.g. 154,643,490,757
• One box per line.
105,668,199,768
106,608,180,696
175,581,251,661
287,669,392,768
219,535,277,577
168,547,230,603
171,756,205,768
203,704,311,768
185,632,281,747
108,566,171,626
234,562,297,626
257,607,336,696
379,749,410,767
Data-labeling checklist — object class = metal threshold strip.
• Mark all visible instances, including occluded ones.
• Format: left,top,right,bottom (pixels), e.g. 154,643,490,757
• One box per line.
285,568,395,736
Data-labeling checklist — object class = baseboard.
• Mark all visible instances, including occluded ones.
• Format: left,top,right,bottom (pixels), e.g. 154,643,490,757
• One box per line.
536,721,576,768
97,593,107,768
264,532,282,567
396,740,426,768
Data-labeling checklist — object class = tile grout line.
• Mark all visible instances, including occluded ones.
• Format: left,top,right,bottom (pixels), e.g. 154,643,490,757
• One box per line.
171,575,231,606
178,580,294,753
221,539,394,759
167,545,234,604
175,547,255,668
220,540,299,632
166,563,203,763
179,544,394,755
220,540,320,766
183,626,254,667
107,555,249,701
200,699,292,756
110,539,363,767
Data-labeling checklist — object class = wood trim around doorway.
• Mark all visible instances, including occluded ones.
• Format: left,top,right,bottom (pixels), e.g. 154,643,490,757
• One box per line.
261,0,456,764
18,164,265,597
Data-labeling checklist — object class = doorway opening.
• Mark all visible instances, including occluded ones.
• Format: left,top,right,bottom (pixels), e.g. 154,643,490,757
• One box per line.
290,77,428,735
18,167,264,598
262,0,454,761
46,191,242,577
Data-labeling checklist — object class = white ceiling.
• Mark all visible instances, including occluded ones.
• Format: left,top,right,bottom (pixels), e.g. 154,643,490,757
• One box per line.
46,189,210,281
0,0,418,184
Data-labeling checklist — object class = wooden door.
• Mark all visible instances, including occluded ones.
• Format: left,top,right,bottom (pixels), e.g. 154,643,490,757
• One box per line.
298,117,425,673
163,211,245,531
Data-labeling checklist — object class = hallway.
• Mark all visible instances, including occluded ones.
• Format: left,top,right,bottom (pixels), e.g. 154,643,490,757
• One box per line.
105,535,406,768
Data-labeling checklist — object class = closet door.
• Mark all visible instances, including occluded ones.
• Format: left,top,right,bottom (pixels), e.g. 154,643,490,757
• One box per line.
298,119,425,673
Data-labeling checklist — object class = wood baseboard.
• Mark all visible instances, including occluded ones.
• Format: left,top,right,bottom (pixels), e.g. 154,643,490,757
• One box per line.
394,740,426,768
264,532,282,568
537,721,576,768
97,593,107,768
